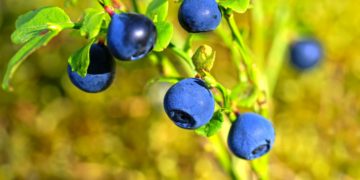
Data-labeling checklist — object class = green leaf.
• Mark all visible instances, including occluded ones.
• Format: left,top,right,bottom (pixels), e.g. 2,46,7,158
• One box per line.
146,0,168,22
219,0,250,13
153,21,173,52
195,110,224,137
11,6,73,44
2,30,61,91
68,40,95,77
80,9,106,39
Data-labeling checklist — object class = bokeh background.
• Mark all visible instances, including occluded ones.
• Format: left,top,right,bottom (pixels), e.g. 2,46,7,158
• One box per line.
1,0,360,179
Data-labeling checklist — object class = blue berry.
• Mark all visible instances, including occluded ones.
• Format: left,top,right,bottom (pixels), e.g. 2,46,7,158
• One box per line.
107,13,157,61
163,78,215,129
289,38,323,70
68,44,115,93
178,0,222,33
228,113,275,160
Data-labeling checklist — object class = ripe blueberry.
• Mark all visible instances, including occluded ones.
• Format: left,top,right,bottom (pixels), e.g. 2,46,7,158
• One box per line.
289,38,323,70
228,113,275,160
68,44,115,93
163,78,215,129
178,0,222,33
107,13,157,61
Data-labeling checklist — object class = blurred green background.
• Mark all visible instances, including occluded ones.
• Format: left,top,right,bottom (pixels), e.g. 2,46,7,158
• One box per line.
1,0,360,179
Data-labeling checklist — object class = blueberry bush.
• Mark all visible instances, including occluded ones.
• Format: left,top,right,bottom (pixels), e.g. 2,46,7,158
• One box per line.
1,0,289,179
5,0,359,179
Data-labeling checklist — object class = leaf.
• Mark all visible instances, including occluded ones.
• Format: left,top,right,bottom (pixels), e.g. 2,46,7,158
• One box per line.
153,21,173,52
146,0,168,22
2,30,61,91
218,0,250,13
195,110,224,137
68,40,95,77
80,9,105,39
11,6,73,44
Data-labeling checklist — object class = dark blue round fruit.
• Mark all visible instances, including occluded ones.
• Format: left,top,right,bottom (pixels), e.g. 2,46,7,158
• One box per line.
228,113,275,160
289,38,323,70
163,78,215,129
107,13,157,61
68,44,115,93
178,0,222,33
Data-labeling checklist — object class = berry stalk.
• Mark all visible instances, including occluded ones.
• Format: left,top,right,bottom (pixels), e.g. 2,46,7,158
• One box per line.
168,43,196,75
104,6,115,16
98,0,115,16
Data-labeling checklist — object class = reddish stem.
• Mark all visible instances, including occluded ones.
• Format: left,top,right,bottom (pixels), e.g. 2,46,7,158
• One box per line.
104,6,115,16
112,0,122,9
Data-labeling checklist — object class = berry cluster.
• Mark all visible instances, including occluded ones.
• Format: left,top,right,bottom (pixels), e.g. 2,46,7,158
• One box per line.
165,0,274,160
1,0,328,177
163,78,275,160
66,0,277,161
68,13,157,92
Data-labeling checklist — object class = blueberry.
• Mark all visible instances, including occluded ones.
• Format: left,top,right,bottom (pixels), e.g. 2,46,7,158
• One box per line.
228,113,275,160
178,0,222,33
107,13,157,61
163,78,215,129
289,38,323,70
68,44,115,93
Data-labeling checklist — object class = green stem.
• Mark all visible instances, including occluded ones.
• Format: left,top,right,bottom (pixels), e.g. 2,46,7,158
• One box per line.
251,0,265,68
131,0,140,13
216,84,231,110
209,134,238,180
145,76,183,91
155,52,180,77
224,11,260,90
231,45,248,83
266,5,291,95
224,9,270,180
183,34,194,54
224,11,252,68
203,72,232,111
168,43,196,75
215,26,248,83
